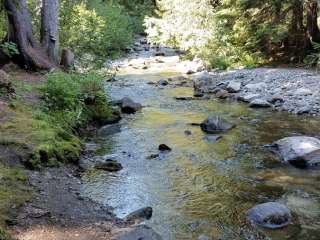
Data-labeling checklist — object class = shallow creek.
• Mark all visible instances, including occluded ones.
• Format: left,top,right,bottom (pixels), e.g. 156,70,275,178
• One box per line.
82,50,320,239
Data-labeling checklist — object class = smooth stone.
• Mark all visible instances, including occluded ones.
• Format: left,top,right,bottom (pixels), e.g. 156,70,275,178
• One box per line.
158,144,172,152
246,202,292,229
271,136,320,168
200,116,235,133
226,81,241,93
112,225,162,240
203,135,222,143
146,154,159,159
121,97,142,114
249,99,272,108
123,207,153,224
94,160,123,172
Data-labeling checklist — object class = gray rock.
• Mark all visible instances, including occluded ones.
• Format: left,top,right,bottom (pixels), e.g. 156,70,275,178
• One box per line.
200,116,235,133
112,225,162,240
158,144,172,152
246,202,292,229
123,207,153,224
192,71,214,82
270,136,320,168
121,97,142,114
226,81,241,93
249,99,272,108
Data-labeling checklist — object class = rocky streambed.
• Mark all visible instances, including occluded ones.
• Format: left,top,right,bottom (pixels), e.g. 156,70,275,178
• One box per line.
78,38,320,239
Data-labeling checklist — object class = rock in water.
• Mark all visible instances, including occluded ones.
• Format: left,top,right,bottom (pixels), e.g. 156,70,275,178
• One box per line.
158,144,172,152
121,97,142,114
246,202,292,229
200,116,235,133
94,160,123,172
123,207,153,225
112,225,162,240
270,136,320,168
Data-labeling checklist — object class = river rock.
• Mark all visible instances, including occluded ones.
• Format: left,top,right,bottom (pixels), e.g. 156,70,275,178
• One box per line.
158,144,172,152
246,202,292,229
94,160,123,172
197,235,212,240
294,88,312,96
270,136,320,168
226,81,241,93
249,99,272,108
200,116,235,133
121,97,142,114
112,225,162,240
123,207,153,225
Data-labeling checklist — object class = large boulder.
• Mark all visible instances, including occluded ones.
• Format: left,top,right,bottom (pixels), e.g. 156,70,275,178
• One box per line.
246,202,292,229
112,225,162,240
200,116,235,133
121,97,142,114
270,136,320,168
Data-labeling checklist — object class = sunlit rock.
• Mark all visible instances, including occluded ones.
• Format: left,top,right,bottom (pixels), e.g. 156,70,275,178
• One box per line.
249,99,272,108
121,97,142,114
271,136,320,168
226,81,241,93
246,202,292,229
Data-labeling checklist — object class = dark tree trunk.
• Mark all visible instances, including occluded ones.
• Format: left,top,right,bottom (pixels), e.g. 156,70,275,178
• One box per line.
306,1,320,43
41,0,60,64
4,0,55,70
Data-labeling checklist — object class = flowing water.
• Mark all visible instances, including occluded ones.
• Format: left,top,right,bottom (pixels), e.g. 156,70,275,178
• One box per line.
83,49,320,239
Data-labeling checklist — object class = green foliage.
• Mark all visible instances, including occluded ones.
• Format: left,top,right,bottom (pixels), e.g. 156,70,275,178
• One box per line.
0,42,19,57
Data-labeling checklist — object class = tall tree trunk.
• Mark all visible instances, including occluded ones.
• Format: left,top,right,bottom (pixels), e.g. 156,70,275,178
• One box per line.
306,1,320,43
41,0,60,64
4,0,55,70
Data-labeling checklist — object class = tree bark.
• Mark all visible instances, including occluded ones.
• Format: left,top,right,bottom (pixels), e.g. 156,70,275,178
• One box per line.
306,1,320,42
41,0,60,64
4,0,55,70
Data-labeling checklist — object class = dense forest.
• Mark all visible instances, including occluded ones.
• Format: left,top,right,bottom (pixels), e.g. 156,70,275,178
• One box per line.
1,1,320,240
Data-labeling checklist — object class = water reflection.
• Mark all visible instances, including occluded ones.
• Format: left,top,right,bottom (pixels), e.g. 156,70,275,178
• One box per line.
82,59,320,239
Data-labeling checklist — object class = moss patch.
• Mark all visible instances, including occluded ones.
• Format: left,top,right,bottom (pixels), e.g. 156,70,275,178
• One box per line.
0,164,31,233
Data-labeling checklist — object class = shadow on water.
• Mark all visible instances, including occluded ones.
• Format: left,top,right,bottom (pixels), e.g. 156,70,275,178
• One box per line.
82,61,320,239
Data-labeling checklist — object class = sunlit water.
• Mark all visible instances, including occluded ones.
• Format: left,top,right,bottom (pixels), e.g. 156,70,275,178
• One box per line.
83,54,320,239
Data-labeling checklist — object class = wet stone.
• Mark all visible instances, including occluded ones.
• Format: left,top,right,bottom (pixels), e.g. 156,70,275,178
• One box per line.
200,116,235,133
246,202,292,229
121,97,142,114
123,207,153,225
203,135,222,143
